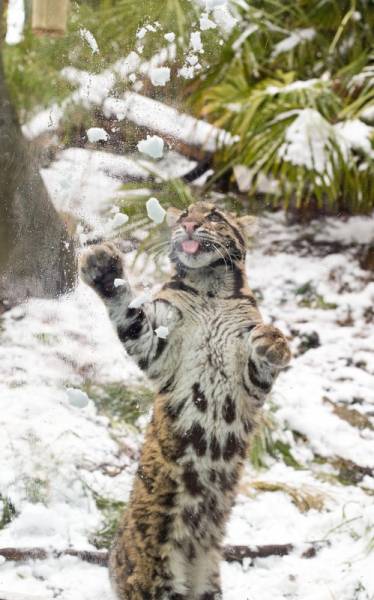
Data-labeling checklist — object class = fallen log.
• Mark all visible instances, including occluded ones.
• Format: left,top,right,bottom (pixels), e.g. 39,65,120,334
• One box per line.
0,541,327,567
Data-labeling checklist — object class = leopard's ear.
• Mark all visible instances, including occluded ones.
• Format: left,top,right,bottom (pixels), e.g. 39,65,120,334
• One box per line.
237,215,258,238
166,206,182,227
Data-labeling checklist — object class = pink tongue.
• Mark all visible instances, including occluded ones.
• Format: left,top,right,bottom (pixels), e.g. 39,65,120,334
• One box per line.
181,240,200,255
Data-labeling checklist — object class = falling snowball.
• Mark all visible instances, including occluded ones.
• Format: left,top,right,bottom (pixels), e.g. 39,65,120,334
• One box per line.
146,197,166,224
114,278,126,288
190,31,203,53
150,67,171,87
137,135,164,159
164,32,175,42
200,13,217,30
155,326,169,339
112,212,129,228
87,127,109,143
66,388,89,408
80,28,99,54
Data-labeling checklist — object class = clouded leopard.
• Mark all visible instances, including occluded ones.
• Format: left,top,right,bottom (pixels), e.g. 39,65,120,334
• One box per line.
80,201,291,600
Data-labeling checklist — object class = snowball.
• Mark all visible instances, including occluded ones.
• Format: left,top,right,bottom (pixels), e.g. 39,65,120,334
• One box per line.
178,66,195,80
114,278,126,288
129,291,152,309
150,67,171,87
87,127,109,143
79,28,99,54
155,326,169,339
187,54,199,66
200,13,217,30
66,388,89,408
190,31,203,53
164,32,175,42
146,197,166,224
137,135,164,159
137,27,147,39
111,212,129,228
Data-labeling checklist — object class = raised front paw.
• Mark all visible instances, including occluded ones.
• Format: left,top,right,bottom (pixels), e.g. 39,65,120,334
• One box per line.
250,324,291,368
80,242,124,298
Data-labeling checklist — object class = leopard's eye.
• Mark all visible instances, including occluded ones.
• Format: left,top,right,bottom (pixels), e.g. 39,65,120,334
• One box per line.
178,211,188,222
207,212,222,222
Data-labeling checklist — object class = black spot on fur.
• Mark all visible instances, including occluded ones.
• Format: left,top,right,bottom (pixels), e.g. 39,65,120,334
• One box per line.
243,294,257,306
182,506,202,530
187,541,196,561
199,592,221,600
192,383,207,412
137,357,149,371
243,419,253,434
160,376,175,394
166,398,186,421
164,280,198,296
223,433,245,461
210,435,221,461
247,359,272,393
231,266,244,298
188,422,207,456
137,466,153,493
207,495,223,524
209,469,217,483
136,520,148,536
154,336,167,360
222,395,236,424
117,310,145,341
158,513,172,544
218,468,240,492
182,462,204,496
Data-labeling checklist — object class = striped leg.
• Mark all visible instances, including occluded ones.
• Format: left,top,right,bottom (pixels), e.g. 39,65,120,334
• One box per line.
244,323,291,400
80,243,178,376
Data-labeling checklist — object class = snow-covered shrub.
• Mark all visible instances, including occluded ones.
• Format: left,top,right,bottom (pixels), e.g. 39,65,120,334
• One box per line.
192,0,374,213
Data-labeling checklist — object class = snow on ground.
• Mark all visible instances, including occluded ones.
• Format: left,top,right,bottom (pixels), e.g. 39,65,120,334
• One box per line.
0,152,373,598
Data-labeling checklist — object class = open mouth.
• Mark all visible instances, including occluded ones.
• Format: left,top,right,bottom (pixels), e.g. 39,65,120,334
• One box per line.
180,240,200,255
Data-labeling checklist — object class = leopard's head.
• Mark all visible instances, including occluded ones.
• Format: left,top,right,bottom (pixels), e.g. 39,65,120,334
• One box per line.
167,202,256,270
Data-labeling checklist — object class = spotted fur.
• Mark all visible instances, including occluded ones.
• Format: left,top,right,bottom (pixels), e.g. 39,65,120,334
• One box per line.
80,202,291,600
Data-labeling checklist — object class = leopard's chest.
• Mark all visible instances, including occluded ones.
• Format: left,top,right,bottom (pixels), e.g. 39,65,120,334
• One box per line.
178,306,247,389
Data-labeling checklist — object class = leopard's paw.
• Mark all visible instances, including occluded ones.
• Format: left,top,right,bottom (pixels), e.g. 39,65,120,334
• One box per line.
250,324,291,368
80,242,124,297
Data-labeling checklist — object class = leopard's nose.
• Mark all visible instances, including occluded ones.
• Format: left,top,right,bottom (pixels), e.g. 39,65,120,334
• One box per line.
183,221,198,235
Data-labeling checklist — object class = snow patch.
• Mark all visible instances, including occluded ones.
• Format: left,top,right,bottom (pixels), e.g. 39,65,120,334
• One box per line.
334,119,373,156
272,28,315,57
66,388,90,409
86,127,109,143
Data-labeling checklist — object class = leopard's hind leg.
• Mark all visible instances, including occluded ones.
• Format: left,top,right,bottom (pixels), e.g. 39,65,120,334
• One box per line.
189,546,222,600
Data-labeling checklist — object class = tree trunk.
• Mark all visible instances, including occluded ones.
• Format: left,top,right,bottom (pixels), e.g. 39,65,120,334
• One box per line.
0,4,76,305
